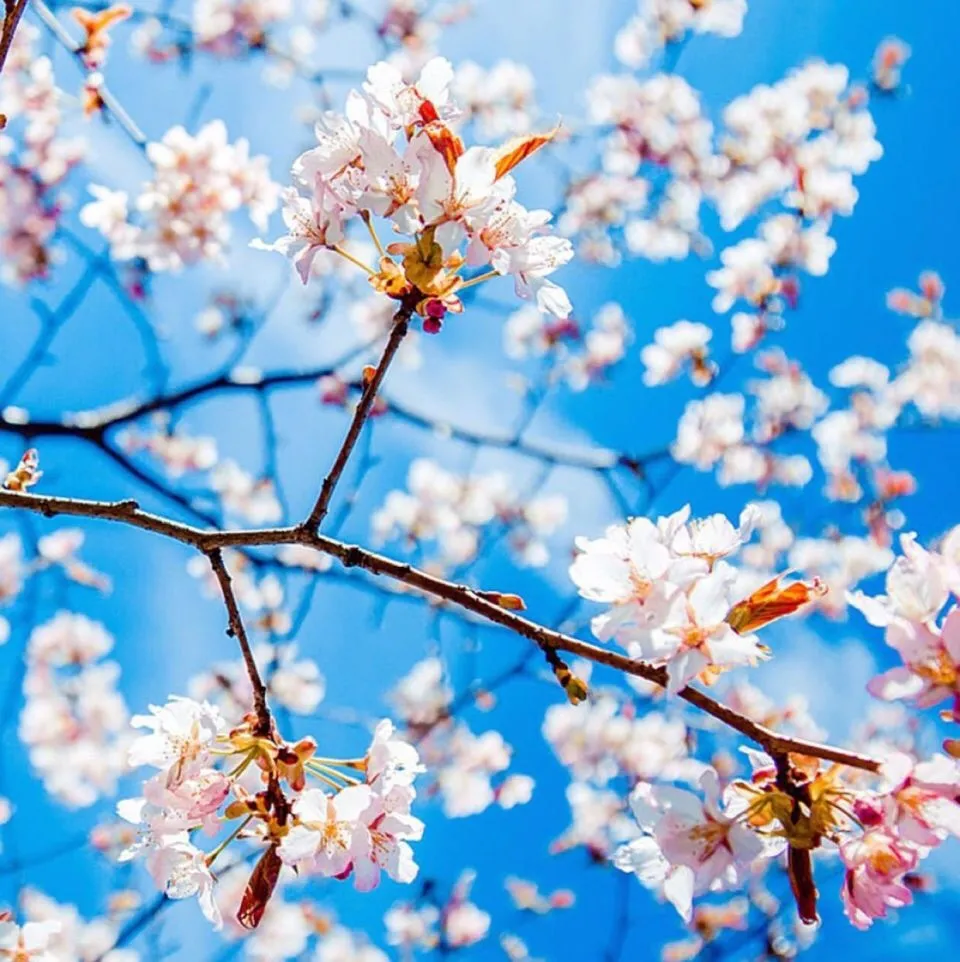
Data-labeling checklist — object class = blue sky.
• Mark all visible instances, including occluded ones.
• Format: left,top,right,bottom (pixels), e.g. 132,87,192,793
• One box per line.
1,0,960,959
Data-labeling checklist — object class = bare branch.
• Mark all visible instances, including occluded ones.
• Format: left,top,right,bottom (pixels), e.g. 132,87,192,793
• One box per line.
0,0,29,80
0,487,881,772
304,302,413,530
207,547,271,734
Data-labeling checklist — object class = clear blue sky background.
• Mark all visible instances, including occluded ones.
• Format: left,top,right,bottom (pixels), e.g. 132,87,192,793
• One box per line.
1,0,959,959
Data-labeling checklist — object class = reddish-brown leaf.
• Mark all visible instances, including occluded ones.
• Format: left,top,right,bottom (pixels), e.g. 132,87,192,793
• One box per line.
425,124,465,175
237,844,282,930
788,846,820,925
725,573,825,634
493,127,559,181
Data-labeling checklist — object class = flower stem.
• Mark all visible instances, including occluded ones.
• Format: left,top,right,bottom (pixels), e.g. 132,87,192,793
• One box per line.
361,211,387,258
457,269,500,292
206,815,254,867
332,244,375,275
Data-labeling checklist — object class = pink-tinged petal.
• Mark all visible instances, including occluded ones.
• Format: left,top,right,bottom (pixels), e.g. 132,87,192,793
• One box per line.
662,865,695,922
847,590,894,627
867,666,925,701
611,837,667,885
352,857,381,892
942,608,960,661
332,784,374,821
293,242,321,284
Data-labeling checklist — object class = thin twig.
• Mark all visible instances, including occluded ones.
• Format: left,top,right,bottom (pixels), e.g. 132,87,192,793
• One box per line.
0,0,29,78
304,302,413,530
31,0,148,147
207,547,271,734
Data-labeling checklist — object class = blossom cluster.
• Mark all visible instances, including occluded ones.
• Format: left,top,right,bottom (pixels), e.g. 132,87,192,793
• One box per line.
189,641,326,720
389,657,534,818
614,0,747,70
850,529,960,720
503,302,633,391
613,747,960,931
81,121,279,271
671,350,825,488
0,25,84,285
117,696,424,928
257,56,574,324
5,886,141,962
372,458,568,571
20,612,132,807
570,503,826,691
452,60,538,141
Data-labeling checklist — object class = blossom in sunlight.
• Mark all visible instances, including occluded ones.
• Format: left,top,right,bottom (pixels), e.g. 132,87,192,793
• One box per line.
190,643,325,724
614,0,747,69
543,694,704,786
891,319,960,420
19,887,137,962
442,872,491,949
119,693,425,930
372,458,567,573
551,781,640,858
453,60,537,140
672,393,745,469
504,877,575,914
840,826,917,929
277,786,378,882
570,504,777,689
117,415,218,478
613,771,767,922
423,722,528,819
641,320,715,387
849,532,960,717
0,26,85,285
255,57,573,322
0,919,61,961
149,839,223,928
279,723,424,890
36,528,111,592
641,564,768,692
389,656,453,728
384,903,439,952
128,696,226,782
193,0,292,56
19,613,130,807
81,121,279,271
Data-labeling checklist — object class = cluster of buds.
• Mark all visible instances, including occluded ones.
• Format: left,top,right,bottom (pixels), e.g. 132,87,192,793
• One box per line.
118,696,424,929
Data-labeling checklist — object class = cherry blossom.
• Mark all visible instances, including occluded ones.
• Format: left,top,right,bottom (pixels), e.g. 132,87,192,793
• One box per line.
613,772,767,921
0,920,61,962
256,57,573,321
82,121,279,271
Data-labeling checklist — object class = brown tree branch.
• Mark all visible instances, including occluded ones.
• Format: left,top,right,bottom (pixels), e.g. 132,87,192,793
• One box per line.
0,0,29,80
0,487,882,773
304,302,413,530
207,547,271,734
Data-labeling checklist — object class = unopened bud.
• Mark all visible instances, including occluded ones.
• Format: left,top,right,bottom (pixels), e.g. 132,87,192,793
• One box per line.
478,590,526,611
553,664,588,705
